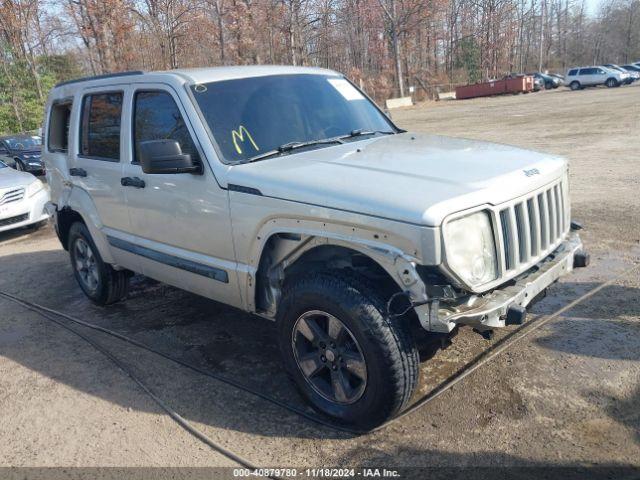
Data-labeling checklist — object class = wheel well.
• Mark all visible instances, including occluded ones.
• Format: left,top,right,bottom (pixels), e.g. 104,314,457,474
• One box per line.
255,237,401,317
55,208,85,250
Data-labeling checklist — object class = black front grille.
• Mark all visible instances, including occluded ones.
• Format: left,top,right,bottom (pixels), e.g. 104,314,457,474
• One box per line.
0,213,28,227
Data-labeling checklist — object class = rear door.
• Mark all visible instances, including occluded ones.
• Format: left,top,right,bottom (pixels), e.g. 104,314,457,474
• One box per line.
118,84,241,307
578,68,595,85
71,87,136,267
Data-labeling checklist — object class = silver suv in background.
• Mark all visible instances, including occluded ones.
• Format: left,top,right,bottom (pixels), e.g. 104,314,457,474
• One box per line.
43,67,588,429
566,66,629,90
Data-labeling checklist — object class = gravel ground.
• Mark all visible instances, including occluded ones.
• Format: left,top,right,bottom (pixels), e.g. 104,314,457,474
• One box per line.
0,83,638,478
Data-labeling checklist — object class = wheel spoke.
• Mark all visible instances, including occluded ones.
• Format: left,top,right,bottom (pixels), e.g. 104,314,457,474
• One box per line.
296,316,327,343
342,351,367,380
327,315,345,343
330,369,351,403
298,352,325,378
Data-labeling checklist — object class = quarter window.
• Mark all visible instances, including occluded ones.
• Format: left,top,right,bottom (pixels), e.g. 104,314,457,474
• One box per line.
133,90,199,164
48,100,73,153
80,92,123,160
568,69,578,76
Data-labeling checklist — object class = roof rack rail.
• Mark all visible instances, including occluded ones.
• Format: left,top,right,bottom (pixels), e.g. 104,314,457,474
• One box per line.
55,70,145,88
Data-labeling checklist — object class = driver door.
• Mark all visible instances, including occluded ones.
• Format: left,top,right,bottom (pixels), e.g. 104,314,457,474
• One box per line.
119,84,241,307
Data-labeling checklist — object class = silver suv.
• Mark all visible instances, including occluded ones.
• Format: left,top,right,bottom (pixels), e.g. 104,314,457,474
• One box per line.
566,66,629,90
43,67,587,428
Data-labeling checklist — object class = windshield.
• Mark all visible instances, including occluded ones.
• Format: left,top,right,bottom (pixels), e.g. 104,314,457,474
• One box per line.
190,74,395,162
4,136,41,151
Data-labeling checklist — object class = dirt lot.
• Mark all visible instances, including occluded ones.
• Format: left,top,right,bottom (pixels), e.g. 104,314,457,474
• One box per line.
1,84,639,477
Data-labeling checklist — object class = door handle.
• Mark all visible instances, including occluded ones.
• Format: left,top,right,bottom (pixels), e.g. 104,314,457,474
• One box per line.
121,176,146,189
69,167,87,177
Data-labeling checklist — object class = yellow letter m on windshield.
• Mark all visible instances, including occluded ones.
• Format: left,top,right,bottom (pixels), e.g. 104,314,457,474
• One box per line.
232,125,259,155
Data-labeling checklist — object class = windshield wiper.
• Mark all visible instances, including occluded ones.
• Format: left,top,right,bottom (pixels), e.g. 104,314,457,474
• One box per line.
247,138,344,162
246,130,396,163
340,129,395,140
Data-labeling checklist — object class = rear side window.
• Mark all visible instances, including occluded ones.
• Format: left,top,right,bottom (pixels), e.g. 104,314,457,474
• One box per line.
132,90,199,164
48,99,73,153
80,92,123,160
579,68,596,75
568,69,578,76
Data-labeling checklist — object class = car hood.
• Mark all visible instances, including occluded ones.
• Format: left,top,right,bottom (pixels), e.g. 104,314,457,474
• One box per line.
0,167,37,189
227,132,567,226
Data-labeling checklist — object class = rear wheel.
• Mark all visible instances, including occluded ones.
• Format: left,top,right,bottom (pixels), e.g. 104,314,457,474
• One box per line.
68,222,130,305
277,271,419,430
606,78,619,88
570,81,581,91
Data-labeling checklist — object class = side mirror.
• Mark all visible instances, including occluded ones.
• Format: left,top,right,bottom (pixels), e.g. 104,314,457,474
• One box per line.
138,139,201,174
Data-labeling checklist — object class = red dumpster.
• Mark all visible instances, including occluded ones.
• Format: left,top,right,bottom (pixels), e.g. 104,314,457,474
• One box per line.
456,76,534,100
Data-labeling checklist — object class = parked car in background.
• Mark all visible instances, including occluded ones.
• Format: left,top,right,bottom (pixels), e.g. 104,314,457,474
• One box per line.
565,66,628,90
0,160,49,233
603,64,636,84
527,72,560,89
621,64,640,77
532,75,544,91
549,73,565,86
0,135,44,175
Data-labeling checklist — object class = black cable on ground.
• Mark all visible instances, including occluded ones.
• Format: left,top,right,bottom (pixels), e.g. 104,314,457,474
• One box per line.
0,297,275,477
1,261,637,436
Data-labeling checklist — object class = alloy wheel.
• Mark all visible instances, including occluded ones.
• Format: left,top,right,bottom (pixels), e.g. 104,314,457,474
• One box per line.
291,310,367,404
74,238,99,292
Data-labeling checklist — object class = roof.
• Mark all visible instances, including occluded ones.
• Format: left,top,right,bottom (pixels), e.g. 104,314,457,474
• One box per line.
54,65,340,89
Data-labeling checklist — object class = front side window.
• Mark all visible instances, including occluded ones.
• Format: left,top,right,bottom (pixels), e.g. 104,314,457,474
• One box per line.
133,90,199,164
80,92,123,160
190,74,394,163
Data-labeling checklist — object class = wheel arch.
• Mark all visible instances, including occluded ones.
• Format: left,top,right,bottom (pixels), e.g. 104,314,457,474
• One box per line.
250,228,427,319
54,188,116,264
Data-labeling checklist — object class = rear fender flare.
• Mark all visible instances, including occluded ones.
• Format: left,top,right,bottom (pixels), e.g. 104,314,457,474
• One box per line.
60,187,115,264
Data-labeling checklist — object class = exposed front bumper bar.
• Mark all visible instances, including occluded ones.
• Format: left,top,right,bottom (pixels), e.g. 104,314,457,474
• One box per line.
415,232,584,332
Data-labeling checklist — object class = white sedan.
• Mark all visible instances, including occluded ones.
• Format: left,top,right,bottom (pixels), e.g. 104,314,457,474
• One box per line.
0,160,49,233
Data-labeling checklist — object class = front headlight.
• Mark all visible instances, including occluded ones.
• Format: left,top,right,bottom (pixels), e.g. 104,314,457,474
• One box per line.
444,211,498,287
26,179,44,197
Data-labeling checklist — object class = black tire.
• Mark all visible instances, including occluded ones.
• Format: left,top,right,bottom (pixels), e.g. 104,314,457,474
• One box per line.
606,78,618,88
277,270,419,430
14,160,24,171
68,222,129,305
570,81,581,91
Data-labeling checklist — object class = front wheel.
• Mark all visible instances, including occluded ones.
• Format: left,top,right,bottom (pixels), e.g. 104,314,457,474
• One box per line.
277,271,419,430
68,222,130,305
15,160,24,171
606,78,619,88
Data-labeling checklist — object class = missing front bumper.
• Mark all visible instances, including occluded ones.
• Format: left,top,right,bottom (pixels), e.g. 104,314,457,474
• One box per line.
415,232,584,333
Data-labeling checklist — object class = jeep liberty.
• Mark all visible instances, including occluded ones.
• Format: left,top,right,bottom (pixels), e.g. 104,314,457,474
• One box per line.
43,66,587,428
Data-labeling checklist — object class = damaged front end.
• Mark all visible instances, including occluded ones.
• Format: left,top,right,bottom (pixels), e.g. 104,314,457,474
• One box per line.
409,232,585,333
